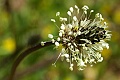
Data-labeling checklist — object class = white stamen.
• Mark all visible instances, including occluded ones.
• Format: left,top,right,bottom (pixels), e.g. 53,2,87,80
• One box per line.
60,24,65,30
51,19,56,22
90,10,94,13
48,34,53,38
73,16,77,21
67,11,71,16
52,39,55,43
75,5,78,9
59,32,62,37
41,41,46,46
56,12,60,16
57,37,61,41
70,7,73,12
55,42,59,46
68,24,73,29
64,54,69,58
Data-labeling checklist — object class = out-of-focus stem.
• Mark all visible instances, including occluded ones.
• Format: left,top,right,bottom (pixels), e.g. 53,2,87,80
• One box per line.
8,41,54,80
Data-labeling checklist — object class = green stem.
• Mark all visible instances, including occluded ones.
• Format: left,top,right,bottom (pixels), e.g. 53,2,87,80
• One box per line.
8,41,54,80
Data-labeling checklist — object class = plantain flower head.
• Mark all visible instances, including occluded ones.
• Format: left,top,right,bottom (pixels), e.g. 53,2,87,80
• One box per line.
49,5,111,71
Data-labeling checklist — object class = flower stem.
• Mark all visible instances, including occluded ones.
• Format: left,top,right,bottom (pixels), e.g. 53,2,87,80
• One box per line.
8,41,54,80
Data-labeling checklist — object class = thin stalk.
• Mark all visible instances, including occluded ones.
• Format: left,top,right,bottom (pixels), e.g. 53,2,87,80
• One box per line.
8,41,54,80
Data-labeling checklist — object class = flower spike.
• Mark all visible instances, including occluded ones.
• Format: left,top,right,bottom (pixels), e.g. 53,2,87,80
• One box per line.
50,5,111,71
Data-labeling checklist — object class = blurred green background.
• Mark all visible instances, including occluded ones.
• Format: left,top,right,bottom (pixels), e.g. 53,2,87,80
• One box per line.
0,0,120,80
